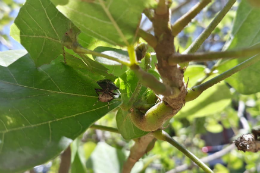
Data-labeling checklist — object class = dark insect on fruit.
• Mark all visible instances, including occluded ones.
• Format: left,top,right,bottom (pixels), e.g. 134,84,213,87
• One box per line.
95,79,119,104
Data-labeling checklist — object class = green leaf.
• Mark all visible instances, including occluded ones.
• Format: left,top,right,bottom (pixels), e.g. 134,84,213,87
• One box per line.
86,142,126,173
205,119,223,133
175,65,232,119
50,0,156,46
86,142,143,173
217,0,260,94
116,108,148,140
10,0,75,66
64,48,116,81
0,54,121,173
214,163,229,173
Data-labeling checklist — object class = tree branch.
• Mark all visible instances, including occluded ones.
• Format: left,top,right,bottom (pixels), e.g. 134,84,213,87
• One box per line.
138,29,157,48
90,124,119,133
171,0,211,36
130,64,175,96
58,146,71,173
184,0,236,54
168,44,260,64
122,133,155,173
156,0,168,15
167,144,235,173
153,130,213,173
185,54,260,101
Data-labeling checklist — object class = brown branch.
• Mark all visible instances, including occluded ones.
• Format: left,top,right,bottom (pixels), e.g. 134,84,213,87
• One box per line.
122,133,155,173
58,146,71,173
156,0,168,15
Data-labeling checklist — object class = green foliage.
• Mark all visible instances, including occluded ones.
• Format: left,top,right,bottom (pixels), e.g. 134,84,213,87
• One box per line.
175,65,232,119
0,53,120,173
10,0,75,66
218,0,260,94
2,0,260,172
50,0,156,46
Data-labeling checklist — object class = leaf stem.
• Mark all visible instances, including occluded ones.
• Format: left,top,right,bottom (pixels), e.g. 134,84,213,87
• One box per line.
153,130,213,173
168,44,260,64
90,124,119,133
185,54,260,101
74,46,131,66
185,0,236,53
138,29,157,48
171,0,211,36
130,64,173,96
128,45,138,65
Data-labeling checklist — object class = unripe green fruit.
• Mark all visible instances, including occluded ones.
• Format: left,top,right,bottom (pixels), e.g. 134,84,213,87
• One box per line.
130,102,173,132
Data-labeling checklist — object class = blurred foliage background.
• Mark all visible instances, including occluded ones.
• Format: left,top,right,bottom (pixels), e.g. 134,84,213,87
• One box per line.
1,0,260,173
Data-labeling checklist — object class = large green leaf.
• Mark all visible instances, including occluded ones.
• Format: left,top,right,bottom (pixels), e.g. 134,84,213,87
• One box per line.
50,0,156,46
217,0,260,94
0,53,121,173
10,0,75,66
175,65,232,119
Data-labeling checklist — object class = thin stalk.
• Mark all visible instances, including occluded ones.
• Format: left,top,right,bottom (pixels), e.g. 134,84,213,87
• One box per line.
168,44,260,64
153,130,213,173
128,45,138,65
130,64,173,96
184,0,236,53
90,124,119,133
138,29,157,48
186,54,260,101
171,0,211,36
74,46,131,66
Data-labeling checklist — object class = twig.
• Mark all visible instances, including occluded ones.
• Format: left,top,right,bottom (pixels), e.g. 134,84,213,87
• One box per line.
128,45,138,65
74,46,131,66
130,65,174,96
185,54,260,102
184,0,236,53
138,29,157,48
153,130,213,173
90,124,119,133
58,146,71,173
168,44,260,64
167,144,235,173
171,0,211,36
